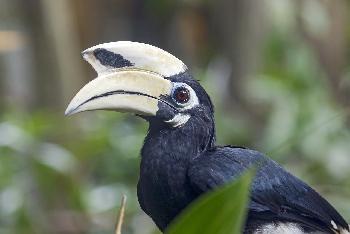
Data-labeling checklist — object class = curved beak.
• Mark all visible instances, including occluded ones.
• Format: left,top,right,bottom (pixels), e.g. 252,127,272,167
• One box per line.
65,69,172,116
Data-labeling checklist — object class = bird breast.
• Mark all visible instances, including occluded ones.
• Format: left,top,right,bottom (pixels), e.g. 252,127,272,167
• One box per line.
138,156,197,230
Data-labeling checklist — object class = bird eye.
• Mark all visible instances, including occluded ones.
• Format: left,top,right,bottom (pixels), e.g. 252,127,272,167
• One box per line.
173,87,190,104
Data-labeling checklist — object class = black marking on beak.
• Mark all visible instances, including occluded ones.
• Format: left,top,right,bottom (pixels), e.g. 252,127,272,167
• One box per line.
93,48,134,68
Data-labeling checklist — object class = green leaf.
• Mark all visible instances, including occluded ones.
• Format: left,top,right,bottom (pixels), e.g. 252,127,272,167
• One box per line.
166,171,253,234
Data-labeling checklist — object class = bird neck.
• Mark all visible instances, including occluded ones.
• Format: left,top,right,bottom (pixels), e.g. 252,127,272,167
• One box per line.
142,116,216,162
138,117,215,230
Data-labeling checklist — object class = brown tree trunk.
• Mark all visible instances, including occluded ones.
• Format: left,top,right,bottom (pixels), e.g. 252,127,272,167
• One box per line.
209,0,267,137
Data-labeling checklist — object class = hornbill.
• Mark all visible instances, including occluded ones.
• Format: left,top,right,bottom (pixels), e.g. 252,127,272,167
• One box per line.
66,41,350,234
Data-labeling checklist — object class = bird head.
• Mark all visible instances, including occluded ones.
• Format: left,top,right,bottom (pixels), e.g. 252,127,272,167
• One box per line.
65,41,214,130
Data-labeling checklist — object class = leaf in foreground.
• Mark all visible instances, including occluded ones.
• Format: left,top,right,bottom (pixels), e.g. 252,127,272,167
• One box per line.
166,171,253,234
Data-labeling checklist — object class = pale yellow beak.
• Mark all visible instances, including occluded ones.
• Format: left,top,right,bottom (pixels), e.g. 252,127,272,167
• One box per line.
65,69,172,116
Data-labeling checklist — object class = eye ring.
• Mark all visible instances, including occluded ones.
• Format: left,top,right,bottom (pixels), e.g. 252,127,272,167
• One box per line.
172,86,190,104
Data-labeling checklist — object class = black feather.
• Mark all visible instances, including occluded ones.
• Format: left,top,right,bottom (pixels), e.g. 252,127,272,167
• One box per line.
135,72,349,233
188,147,348,233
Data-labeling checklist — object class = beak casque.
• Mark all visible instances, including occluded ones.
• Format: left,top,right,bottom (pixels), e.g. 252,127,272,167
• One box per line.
81,41,187,77
65,41,186,117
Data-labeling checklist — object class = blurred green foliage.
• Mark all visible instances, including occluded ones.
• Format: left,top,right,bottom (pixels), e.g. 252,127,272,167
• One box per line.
0,112,146,233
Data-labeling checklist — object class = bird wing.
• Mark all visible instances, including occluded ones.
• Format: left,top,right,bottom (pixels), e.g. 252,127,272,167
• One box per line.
188,147,349,233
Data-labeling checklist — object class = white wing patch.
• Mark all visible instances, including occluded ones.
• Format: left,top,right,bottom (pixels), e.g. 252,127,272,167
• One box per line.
339,225,350,234
254,222,307,234
331,220,350,234
332,220,338,230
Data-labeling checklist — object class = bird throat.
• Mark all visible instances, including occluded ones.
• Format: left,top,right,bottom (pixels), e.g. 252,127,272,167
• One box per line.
137,120,215,230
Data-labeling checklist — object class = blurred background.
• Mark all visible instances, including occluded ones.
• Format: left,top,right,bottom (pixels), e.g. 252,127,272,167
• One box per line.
0,0,350,233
